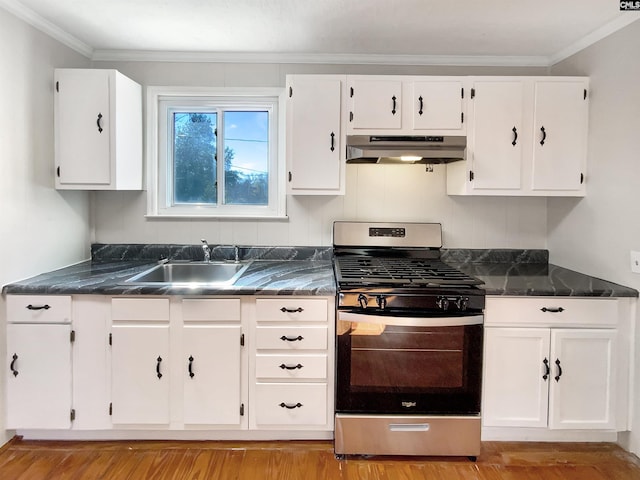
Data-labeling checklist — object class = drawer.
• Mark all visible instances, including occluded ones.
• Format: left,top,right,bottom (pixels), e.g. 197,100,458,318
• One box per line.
111,298,170,321
255,298,328,322
485,297,619,327
6,295,71,323
256,354,327,380
182,298,240,322
255,325,328,350
254,383,327,426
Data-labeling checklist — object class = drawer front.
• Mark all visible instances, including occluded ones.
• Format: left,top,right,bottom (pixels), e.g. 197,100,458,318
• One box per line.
256,354,327,380
182,298,240,322
254,383,327,426
486,297,618,327
6,295,72,323
111,298,170,321
255,298,328,322
255,326,328,350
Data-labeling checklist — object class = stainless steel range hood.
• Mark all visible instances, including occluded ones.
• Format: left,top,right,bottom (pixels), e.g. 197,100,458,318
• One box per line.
346,135,466,164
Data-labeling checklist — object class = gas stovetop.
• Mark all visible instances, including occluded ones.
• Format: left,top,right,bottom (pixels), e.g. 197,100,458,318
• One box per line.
334,256,483,288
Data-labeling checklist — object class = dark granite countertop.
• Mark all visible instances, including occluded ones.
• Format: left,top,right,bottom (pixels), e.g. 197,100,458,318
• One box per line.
2,245,337,297
441,249,638,298
2,246,637,298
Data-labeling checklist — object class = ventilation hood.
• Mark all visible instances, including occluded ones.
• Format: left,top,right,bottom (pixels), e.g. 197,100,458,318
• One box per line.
346,135,466,164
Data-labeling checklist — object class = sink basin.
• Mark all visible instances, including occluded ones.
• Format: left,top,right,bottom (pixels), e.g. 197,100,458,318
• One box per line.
125,261,251,286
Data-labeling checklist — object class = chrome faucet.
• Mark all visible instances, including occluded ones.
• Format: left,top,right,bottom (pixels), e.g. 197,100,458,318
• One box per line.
201,239,211,262
234,245,240,263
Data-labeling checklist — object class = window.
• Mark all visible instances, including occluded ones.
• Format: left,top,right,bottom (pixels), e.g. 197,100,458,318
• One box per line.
147,87,286,218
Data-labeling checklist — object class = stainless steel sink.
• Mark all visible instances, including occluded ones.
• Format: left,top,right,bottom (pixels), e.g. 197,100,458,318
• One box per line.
125,261,251,286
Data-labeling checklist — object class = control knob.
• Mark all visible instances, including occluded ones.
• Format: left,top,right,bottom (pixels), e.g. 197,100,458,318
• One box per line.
436,296,450,311
357,294,368,309
456,296,470,311
376,296,387,310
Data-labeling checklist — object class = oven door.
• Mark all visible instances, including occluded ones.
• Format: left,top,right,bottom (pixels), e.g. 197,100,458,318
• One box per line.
336,310,483,415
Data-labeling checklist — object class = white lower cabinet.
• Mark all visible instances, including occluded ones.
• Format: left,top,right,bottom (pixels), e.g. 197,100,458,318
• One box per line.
483,327,616,429
6,324,73,429
182,325,242,426
482,296,621,436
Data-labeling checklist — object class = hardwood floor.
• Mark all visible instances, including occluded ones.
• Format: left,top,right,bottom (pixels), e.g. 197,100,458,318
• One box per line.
1,438,640,479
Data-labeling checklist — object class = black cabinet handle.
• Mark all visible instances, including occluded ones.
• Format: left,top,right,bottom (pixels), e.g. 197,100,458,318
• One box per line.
10,353,18,377
540,126,546,146
279,402,303,409
543,357,550,381
512,127,518,146
156,356,163,379
26,304,50,310
541,307,565,313
391,95,397,115
96,113,103,133
418,96,424,116
330,132,335,152
280,307,304,313
555,359,563,382
279,363,303,370
188,355,194,378
280,335,304,342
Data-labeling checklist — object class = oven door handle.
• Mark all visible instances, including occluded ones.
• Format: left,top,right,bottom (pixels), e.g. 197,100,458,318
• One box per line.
337,311,483,327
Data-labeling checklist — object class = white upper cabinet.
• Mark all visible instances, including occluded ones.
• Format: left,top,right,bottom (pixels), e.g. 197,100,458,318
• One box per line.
447,76,588,196
286,75,346,195
347,75,465,135
54,69,142,190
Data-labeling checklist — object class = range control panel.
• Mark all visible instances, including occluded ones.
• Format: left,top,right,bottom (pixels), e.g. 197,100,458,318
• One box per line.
369,227,406,238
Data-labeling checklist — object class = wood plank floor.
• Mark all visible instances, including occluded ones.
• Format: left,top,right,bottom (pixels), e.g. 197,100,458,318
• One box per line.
1,438,640,479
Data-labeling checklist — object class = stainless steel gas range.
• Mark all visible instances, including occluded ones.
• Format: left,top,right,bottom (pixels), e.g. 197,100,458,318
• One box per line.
333,221,485,459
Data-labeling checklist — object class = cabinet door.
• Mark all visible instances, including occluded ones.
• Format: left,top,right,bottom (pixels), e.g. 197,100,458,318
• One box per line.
183,325,242,426
549,329,616,430
6,324,72,429
469,80,525,191
349,78,402,130
111,324,170,424
531,80,588,192
482,327,550,428
55,69,111,186
411,80,464,130
286,76,343,193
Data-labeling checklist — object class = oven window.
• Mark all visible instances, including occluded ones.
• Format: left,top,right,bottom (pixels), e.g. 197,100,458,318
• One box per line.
350,325,465,390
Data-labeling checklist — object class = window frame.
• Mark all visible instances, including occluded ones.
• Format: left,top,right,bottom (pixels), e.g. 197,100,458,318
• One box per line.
146,86,286,218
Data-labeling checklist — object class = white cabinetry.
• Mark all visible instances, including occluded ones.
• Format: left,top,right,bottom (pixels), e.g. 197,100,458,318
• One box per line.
54,69,142,190
483,297,621,436
285,75,346,195
347,76,465,135
447,77,588,196
181,298,243,427
5,296,73,429
110,298,170,425
252,297,334,430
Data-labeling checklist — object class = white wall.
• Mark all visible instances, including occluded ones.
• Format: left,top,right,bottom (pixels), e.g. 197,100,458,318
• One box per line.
549,20,640,453
92,61,549,249
0,8,92,444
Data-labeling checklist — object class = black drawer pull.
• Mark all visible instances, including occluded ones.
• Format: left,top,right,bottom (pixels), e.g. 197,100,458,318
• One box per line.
188,356,194,378
279,363,303,370
542,357,550,381
555,358,563,382
280,335,304,342
156,356,163,379
280,307,304,313
279,402,303,409
541,307,565,313
10,354,18,377
26,304,51,310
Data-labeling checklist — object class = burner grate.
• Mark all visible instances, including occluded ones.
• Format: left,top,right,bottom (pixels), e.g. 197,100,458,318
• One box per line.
336,257,482,286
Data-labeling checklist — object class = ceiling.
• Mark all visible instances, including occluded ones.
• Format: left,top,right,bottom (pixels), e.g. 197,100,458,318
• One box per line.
2,0,640,65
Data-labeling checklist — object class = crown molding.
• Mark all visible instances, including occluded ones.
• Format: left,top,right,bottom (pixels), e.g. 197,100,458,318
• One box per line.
549,14,640,65
92,49,551,67
0,0,92,57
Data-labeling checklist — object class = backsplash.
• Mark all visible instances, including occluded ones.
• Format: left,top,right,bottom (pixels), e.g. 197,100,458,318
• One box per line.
92,164,548,248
